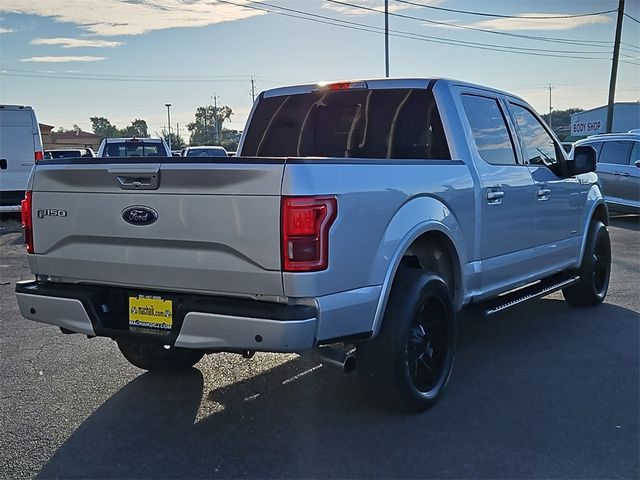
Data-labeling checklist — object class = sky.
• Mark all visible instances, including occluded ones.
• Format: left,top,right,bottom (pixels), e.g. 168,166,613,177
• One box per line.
0,0,638,140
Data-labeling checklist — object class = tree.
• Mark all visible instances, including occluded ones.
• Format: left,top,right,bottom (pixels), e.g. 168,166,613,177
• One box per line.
187,105,233,145
541,108,584,140
121,118,148,138
90,116,119,137
90,116,149,138
55,124,82,133
159,131,186,150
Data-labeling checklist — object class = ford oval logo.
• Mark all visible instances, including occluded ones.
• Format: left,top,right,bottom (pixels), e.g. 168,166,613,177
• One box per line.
122,206,158,226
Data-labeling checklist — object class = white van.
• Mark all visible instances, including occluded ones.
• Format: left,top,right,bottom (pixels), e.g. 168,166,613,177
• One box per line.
0,105,44,212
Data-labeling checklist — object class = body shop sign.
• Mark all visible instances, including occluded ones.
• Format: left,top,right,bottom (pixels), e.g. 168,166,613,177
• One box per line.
571,117,604,135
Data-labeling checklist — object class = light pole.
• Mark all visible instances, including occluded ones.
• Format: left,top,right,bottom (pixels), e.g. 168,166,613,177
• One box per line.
165,103,172,151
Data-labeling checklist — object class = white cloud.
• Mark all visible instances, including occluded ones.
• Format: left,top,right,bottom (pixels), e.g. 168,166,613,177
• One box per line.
471,14,612,31
322,0,442,16
31,37,122,48
0,0,265,37
0,27,14,33
20,56,106,62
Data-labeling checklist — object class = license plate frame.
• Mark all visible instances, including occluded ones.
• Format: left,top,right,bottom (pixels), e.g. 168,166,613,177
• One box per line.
128,294,173,331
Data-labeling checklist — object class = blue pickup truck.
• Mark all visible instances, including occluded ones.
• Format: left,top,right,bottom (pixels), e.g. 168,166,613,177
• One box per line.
16,78,609,412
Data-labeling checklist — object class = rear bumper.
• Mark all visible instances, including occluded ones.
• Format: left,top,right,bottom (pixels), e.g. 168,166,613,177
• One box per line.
15,280,317,353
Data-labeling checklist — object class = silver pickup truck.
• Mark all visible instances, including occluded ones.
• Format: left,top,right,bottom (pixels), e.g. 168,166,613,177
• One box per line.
15,78,609,412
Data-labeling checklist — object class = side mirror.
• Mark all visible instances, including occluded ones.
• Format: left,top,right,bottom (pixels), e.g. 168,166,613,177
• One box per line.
569,145,597,175
635,159,640,168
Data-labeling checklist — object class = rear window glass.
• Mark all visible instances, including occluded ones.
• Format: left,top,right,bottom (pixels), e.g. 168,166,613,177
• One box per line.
186,148,227,157
49,151,82,159
105,143,164,157
241,88,450,160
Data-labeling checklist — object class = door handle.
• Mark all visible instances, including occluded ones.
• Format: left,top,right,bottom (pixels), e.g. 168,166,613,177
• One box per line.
108,167,160,190
618,172,630,177
537,187,551,201
486,189,504,205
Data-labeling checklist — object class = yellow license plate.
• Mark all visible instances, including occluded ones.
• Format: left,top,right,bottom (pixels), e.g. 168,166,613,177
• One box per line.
129,295,173,330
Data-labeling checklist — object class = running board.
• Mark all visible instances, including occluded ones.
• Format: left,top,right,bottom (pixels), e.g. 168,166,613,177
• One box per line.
482,274,580,317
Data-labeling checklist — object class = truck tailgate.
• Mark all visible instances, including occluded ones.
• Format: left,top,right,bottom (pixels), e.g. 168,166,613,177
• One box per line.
30,159,285,296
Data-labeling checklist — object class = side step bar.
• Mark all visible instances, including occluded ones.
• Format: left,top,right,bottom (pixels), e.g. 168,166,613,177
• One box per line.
482,274,580,317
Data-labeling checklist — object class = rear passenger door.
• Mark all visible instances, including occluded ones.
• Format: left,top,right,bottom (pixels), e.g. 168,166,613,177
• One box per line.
509,102,580,270
597,140,635,205
460,94,536,294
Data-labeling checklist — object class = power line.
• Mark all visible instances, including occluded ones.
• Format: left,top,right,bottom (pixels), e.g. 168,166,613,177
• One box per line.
325,0,615,47
391,0,617,20
221,0,613,60
624,12,640,24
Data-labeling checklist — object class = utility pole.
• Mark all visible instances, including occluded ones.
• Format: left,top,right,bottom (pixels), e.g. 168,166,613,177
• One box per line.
384,0,389,77
548,84,553,129
213,93,219,144
165,103,172,151
250,76,256,103
176,123,179,144
606,0,625,133
203,113,207,145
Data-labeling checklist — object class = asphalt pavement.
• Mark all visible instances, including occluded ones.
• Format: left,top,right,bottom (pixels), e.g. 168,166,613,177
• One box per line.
1,214,638,479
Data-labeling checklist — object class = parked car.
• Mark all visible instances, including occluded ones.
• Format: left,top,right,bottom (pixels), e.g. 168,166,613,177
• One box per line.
97,137,170,157
575,131,639,213
46,148,95,159
0,105,43,212
181,146,228,157
16,78,606,412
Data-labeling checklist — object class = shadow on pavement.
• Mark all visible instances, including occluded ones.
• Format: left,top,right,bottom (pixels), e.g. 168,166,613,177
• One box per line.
610,214,639,232
39,299,639,479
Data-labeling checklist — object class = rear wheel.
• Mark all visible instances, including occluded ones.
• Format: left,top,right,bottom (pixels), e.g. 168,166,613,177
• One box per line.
117,340,204,373
357,269,456,413
562,220,611,307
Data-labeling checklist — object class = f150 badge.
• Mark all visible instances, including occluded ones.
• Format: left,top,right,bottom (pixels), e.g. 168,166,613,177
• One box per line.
37,209,67,218
122,206,158,226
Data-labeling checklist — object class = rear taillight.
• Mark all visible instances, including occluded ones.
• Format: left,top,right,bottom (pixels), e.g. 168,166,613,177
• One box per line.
21,191,33,254
34,151,43,162
282,196,337,272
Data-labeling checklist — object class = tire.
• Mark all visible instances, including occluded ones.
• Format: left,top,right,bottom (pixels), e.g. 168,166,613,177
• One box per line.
562,220,611,307
117,340,204,373
357,269,457,413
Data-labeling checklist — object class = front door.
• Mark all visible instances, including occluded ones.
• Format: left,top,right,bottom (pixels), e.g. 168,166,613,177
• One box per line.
509,103,580,272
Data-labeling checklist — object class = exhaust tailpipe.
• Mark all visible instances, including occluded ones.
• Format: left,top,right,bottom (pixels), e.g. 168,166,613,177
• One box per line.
313,346,356,373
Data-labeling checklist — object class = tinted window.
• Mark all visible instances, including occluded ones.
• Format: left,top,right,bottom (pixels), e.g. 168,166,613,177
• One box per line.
105,143,163,157
511,104,557,166
186,148,227,157
599,141,633,165
49,150,82,159
630,142,640,166
241,89,450,159
461,95,516,165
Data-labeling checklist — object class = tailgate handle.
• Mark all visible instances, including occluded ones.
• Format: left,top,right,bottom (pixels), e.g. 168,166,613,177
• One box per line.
108,167,160,190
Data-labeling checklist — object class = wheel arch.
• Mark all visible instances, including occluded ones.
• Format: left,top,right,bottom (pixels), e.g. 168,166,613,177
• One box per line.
369,196,466,337
578,187,609,266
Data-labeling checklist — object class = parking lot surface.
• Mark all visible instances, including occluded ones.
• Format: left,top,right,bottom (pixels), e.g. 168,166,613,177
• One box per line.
1,215,638,479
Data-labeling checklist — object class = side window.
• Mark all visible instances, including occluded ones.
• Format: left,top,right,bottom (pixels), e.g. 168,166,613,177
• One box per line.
630,142,640,166
599,141,633,165
461,95,517,165
510,104,557,166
